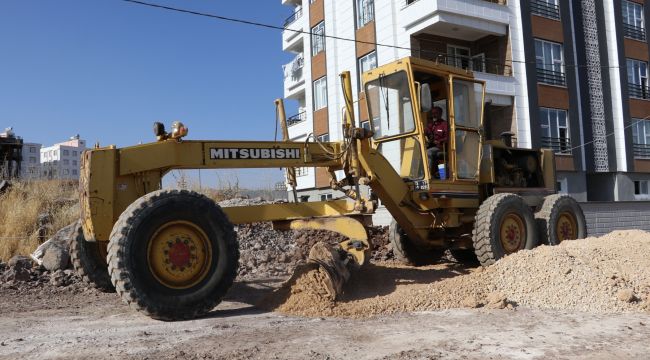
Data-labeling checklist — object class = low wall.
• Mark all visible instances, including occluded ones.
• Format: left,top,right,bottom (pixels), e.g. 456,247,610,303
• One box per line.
581,201,650,237
372,202,650,237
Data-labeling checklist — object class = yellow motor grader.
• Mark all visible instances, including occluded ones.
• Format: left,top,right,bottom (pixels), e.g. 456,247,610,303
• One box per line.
73,56,586,320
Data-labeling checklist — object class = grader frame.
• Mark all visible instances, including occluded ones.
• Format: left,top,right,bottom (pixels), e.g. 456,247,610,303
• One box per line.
77,56,584,320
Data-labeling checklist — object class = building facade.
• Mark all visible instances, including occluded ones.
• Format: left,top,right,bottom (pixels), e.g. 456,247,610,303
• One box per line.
20,142,42,179
40,136,86,180
281,0,650,202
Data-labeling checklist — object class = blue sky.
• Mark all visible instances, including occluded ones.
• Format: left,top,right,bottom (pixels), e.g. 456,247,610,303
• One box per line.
0,0,297,188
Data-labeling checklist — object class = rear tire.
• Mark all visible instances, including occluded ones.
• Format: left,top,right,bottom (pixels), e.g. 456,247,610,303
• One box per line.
473,193,538,266
70,221,115,292
389,220,436,266
107,190,239,321
536,194,587,245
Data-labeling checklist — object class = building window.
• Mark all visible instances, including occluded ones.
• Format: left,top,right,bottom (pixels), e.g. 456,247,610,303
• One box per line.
539,107,571,154
72,151,78,156
29,157,36,163
317,133,330,142
63,150,69,156
320,193,333,201
63,159,69,165
311,21,325,56
358,51,377,87
29,147,36,153
535,39,565,86
622,0,646,41
361,121,371,131
313,77,328,110
72,169,78,175
627,58,649,99
530,0,560,20
447,45,471,70
295,167,309,177
356,0,374,29
63,169,69,175
632,118,650,157
634,180,650,199
72,160,78,166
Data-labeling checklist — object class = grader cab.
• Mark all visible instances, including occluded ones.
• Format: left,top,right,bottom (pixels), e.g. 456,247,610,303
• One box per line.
75,56,586,320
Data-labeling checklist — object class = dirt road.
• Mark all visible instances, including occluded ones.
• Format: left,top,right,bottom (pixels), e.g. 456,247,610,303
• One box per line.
1,278,649,360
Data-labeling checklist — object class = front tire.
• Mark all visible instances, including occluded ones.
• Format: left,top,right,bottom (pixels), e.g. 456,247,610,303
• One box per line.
535,194,587,245
473,193,538,266
107,190,239,321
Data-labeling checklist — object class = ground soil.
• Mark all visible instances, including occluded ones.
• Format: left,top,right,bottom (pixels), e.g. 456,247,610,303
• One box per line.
1,230,650,359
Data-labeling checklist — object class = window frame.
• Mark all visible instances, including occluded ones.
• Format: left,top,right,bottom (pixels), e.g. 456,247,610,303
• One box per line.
358,51,377,89
539,107,571,154
622,0,645,29
535,38,566,86
356,0,374,29
313,76,328,111
311,21,326,56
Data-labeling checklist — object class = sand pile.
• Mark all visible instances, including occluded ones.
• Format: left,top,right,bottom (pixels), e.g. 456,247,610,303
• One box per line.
269,230,650,317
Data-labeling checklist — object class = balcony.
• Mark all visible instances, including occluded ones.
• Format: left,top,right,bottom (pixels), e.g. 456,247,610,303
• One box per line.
400,0,509,41
542,136,572,155
530,0,560,20
629,83,650,99
282,7,305,52
623,23,646,41
283,54,305,99
287,111,307,127
537,68,566,86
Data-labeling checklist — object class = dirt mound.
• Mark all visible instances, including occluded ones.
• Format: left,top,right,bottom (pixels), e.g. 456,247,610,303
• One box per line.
236,222,390,280
268,230,650,317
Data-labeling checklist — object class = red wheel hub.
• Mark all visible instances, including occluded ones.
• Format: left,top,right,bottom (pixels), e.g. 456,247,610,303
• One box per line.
168,242,191,268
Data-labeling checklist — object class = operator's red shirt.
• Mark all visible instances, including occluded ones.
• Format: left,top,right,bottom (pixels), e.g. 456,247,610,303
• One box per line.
425,119,448,148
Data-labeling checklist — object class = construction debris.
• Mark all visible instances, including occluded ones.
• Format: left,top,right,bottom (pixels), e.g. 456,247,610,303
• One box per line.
268,230,650,317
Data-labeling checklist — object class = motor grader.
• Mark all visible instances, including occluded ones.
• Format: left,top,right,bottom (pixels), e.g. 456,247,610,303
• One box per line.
74,56,586,320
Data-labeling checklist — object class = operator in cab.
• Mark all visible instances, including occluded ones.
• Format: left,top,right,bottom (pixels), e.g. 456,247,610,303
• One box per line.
425,106,448,178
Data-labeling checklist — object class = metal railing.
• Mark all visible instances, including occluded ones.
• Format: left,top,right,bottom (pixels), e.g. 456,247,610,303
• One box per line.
403,0,505,7
629,83,650,99
634,143,650,158
530,0,560,20
542,136,572,155
283,7,303,27
287,111,306,126
414,50,512,76
623,23,646,41
537,68,566,86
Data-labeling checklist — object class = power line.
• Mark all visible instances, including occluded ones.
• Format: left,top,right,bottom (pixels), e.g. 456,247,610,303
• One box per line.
121,0,633,70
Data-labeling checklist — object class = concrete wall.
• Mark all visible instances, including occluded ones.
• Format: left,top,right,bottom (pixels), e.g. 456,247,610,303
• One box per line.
581,201,650,237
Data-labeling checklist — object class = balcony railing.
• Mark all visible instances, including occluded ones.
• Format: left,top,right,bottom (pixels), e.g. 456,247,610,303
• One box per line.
287,111,306,126
629,83,650,99
414,50,512,76
283,54,304,82
402,0,505,8
537,68,566,86
542,136,572,155
530,0,560,20
283,7,303,27
634,143,650,158
623,23,646,41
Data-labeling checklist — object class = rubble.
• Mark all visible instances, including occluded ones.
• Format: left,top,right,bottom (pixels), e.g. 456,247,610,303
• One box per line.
30,222,76,269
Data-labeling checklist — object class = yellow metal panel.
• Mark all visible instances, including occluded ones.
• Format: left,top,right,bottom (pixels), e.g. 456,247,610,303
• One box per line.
222,200,357,224
80,148,117,241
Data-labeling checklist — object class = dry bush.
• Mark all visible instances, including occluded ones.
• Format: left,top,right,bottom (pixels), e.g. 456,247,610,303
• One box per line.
0,180,79,261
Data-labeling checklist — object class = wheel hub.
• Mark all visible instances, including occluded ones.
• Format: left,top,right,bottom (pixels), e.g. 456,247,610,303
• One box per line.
147,221,212,289
556,212,577,242
500,213,525,254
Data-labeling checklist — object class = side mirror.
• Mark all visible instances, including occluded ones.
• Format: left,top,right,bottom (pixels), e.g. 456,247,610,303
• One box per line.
420,83,432,113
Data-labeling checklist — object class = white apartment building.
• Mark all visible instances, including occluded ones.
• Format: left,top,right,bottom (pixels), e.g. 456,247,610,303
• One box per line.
40,135,86,180
21,142,42,179
282,0,650,203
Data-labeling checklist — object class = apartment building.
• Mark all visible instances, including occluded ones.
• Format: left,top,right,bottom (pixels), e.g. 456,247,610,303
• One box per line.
21,142,42,179
281,0,650,202
40,135,86,180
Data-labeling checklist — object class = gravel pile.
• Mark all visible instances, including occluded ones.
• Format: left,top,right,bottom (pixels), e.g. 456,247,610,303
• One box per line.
268,230,650,317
